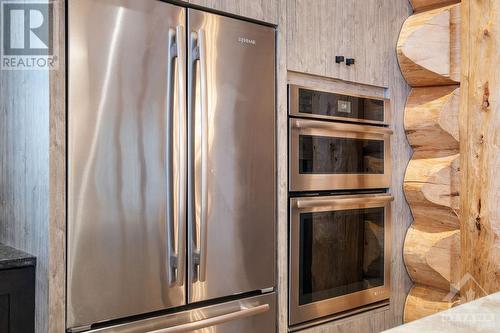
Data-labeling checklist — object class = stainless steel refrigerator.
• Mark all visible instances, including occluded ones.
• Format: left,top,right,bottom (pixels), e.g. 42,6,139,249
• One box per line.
67,1,275,332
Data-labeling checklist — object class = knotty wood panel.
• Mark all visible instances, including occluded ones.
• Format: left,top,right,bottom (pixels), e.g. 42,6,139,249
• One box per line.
188,0,278,24
460,0,500,297
287,0,391,87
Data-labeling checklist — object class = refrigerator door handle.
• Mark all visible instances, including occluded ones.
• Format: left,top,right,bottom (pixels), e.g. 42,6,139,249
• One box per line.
175,24,187,287
198,28,209,283
147,304,270,333
165,27,176,286
189,29,208,283
166,26,186,287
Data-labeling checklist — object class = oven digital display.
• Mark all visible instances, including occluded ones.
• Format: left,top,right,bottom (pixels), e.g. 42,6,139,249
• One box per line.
298,88,384,122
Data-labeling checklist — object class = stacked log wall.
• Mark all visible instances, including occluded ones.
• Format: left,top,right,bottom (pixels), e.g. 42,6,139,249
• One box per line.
397,2,462,322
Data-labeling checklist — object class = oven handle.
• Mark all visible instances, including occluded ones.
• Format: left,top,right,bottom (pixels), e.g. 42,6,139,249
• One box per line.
291,118,393,135
295,195,394,209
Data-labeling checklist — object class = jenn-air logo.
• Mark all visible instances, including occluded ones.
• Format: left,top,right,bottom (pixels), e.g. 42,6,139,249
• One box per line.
238,37,256,45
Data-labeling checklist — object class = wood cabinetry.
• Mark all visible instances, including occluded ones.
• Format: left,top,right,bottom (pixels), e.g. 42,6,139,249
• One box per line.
188,0,278,24
0,267,36,333
287,0,391,87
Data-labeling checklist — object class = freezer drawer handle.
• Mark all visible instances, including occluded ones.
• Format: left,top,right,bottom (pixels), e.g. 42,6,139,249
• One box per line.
147,304,270,333
166,25,187,287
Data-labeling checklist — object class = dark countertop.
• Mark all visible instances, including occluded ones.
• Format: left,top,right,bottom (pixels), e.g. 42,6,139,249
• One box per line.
0,243,36,269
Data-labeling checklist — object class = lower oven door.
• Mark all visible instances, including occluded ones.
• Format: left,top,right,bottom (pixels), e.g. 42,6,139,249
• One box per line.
289,194,393,325
289,118,392,192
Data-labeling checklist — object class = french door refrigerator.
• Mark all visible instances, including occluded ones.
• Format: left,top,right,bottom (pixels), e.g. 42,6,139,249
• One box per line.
67,1,276,332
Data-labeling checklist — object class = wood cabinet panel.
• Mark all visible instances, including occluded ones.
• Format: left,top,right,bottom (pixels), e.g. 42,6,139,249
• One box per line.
0,267,36,333
287,0,390,87
188,0,278,24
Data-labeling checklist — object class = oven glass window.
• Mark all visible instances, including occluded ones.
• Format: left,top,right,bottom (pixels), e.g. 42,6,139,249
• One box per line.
299,135,384,174
299,207,385,305
298,88,384,122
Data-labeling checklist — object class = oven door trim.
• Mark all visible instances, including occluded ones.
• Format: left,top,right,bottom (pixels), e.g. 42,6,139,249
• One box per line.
288,194,393,326
288,85,391,126
289,118,392,191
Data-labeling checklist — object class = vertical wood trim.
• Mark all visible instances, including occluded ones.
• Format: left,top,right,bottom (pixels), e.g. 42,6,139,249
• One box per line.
458,0,472,300
48,0,66,331
276,0,288,331
386,0,414,326
460,0,500,296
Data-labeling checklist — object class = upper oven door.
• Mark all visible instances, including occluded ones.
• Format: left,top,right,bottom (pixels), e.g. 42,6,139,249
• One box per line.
289,118,392,192
289,194,393,325
289,85,390,125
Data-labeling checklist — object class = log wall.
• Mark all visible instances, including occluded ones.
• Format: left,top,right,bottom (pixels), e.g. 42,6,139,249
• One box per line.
397,0,462,322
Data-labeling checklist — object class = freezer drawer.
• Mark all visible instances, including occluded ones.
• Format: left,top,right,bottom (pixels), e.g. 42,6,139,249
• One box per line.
87,293,276,333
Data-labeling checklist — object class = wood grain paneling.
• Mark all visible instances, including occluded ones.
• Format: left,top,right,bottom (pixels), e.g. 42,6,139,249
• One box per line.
410,0,460,12
297,307,390,333
287,0,392,87
385,0,414,327
276,0,288,332
0,48,50,333
460,0,500,297
188,0,278,24
48,0,66,331
0,1,65,332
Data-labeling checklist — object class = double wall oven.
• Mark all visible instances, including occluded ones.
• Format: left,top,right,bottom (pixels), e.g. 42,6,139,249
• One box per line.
288,85,393,326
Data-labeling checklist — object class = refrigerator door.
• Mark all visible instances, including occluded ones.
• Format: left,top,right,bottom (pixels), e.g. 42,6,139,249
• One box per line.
68,0,186,329
187,10,276,303
86,293,276,333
